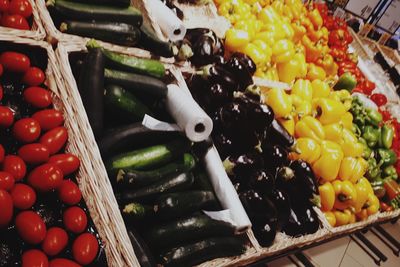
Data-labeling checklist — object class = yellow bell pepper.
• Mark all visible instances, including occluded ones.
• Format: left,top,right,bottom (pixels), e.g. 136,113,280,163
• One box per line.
254,31,276,47
321,26,329,42
292,98,312,117
252,40,272,62
272,39,295,63
329,90,352,111
258,6,280,24
340,112,353,130
278,117,295,136
295,116,325,142
340,129,364,158
311,79,330,99
348,210,356,223
263,23,286,41
302,35,320,63
308,28,323,43
292,79,313,102
324,211,336,227
339,157,368,183
324,123,343,143
235,20,257,40
313,140,344,182
314,98,346,125
290,137,321,164
356,193,380,220
306,63,326,81
277,59,300,84
271,0,284,14
218,0,247,24
334,209,351,226
316,54,335,74
281,21,294,40
354,178,370,212
265,88,292,118
308,8,323,30
242,43,267,64
333,180,357,210
225,28,250,51
358,177,374,195
292,21,307,43
319,182,335,211
294,52,307,78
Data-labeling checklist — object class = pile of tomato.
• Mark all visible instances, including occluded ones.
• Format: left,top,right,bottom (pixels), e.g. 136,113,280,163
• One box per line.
0,0,32,30
0,51,102,267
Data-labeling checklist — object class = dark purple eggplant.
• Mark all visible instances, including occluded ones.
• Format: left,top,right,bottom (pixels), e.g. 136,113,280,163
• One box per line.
248,170,274,195
217,101,247,130
236,95,274,132
262,145,288,173
282,207,302,237
253,218,277,247
223,153,264,177
203,83,232,110
300,206,320,235
191,35,215,66
230,52,256,75
268,189,290,230
283,205,319,237
289,160,319,200
266,119,294,148
225,56,253,90
200,65,238,92
213,55,226,66
239,190,277,219
275,166,301,198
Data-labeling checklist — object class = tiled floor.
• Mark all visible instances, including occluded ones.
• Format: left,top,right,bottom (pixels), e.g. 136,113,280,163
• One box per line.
268,222,400,267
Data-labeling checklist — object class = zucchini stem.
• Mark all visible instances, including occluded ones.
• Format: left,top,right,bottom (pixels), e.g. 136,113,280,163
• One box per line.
86,39,101,50
46,0,55,7
59,22,68,32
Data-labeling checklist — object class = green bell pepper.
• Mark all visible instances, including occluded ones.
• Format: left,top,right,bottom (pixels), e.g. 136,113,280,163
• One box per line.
381,124,394,149
366,157,381,180
366,109,383,127
362,125,381,148
334,72,357,91
378,148,397,167
370,178,386,199
383,165,398,180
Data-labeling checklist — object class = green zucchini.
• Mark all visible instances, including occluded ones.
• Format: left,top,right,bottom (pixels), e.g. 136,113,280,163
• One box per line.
106,138,190,172
87,40,165,78
68,0,131,7
156,190,217,220
144,214,235,249
78,48,104,137
104,84,152,121
47,0,142,26
139,24,174,58
123,202,156,221
116,153,196,187
60,21,141,46
105,68,167,98
118,172,194,202
159,237,246,267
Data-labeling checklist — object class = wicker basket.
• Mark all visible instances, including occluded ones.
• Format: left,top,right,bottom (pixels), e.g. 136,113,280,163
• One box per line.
0,35,141,267
0,0,45,40
35,0,174,63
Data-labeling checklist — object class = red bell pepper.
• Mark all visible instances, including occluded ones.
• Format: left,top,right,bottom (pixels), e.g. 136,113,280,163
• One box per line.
370,93,387,107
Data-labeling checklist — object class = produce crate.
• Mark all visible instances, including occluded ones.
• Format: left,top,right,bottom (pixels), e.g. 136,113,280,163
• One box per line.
35,0,174,63
0,0,45,40
55,41,261,267
0,34,141,267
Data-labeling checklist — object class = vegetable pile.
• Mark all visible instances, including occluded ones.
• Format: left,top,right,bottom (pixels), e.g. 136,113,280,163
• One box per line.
0,0,33,30
47,0,174,57
71,41,247,266
0,44,106,266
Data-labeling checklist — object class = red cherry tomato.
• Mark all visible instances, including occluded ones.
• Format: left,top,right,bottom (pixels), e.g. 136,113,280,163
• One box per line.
0,171,15,191
13,118,41,143
49,258,81,267
9,0,32,18
0,189,13,228
58,180,81,205
63,206,87,234
27,163,63,192
370,93,388,107
72,233,99,265
0,85,3,100
0,106,14,128
0,63,3,77
42,227,68,256
0,0,10,12
49,153,80,176
2,155,26,181
32,109,64,131
11,183,36,209
18,143,50,164
16,211,47,244
40,127,68,155
23,87,52,109
1,14,29,30
0,144,4,162
0,51,30,72
22,249,49,267
23,67,45,86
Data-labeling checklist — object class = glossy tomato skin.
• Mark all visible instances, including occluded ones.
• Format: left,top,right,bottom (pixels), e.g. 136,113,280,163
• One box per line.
13,118,41,143
0,84,3,100
58,180,81,205
1,14,29,30
0,171,15,191
18,143,50,164
11,183,36,209
23,87,52,109
49,153,80,175
0,0,10,12
16,210,47,244
72,233,99,265
49,258,81,267
28,163,63,192
0,51,30,72
23,67,45,86
32,109,64,131
40,127,68,154
0,144,4,162
2,155,26,181
0,63,3,77
42,227,68,256
63,206,87,234
22,249,49,267
0,189,13,228
0,105,14,128
9,0,32,18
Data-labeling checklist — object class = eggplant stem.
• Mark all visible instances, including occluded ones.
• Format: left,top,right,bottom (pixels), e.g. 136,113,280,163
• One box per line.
222,158,235,175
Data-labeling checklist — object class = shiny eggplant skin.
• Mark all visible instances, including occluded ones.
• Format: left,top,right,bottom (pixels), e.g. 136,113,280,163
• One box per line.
224,153,264,177
230,52,256,75
266,119,294,148
268,189,291,230
201,65,238,93
289,160,319,198
283,205,319,237
225,56,252,90
262,145,288,173
248,170,275,195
